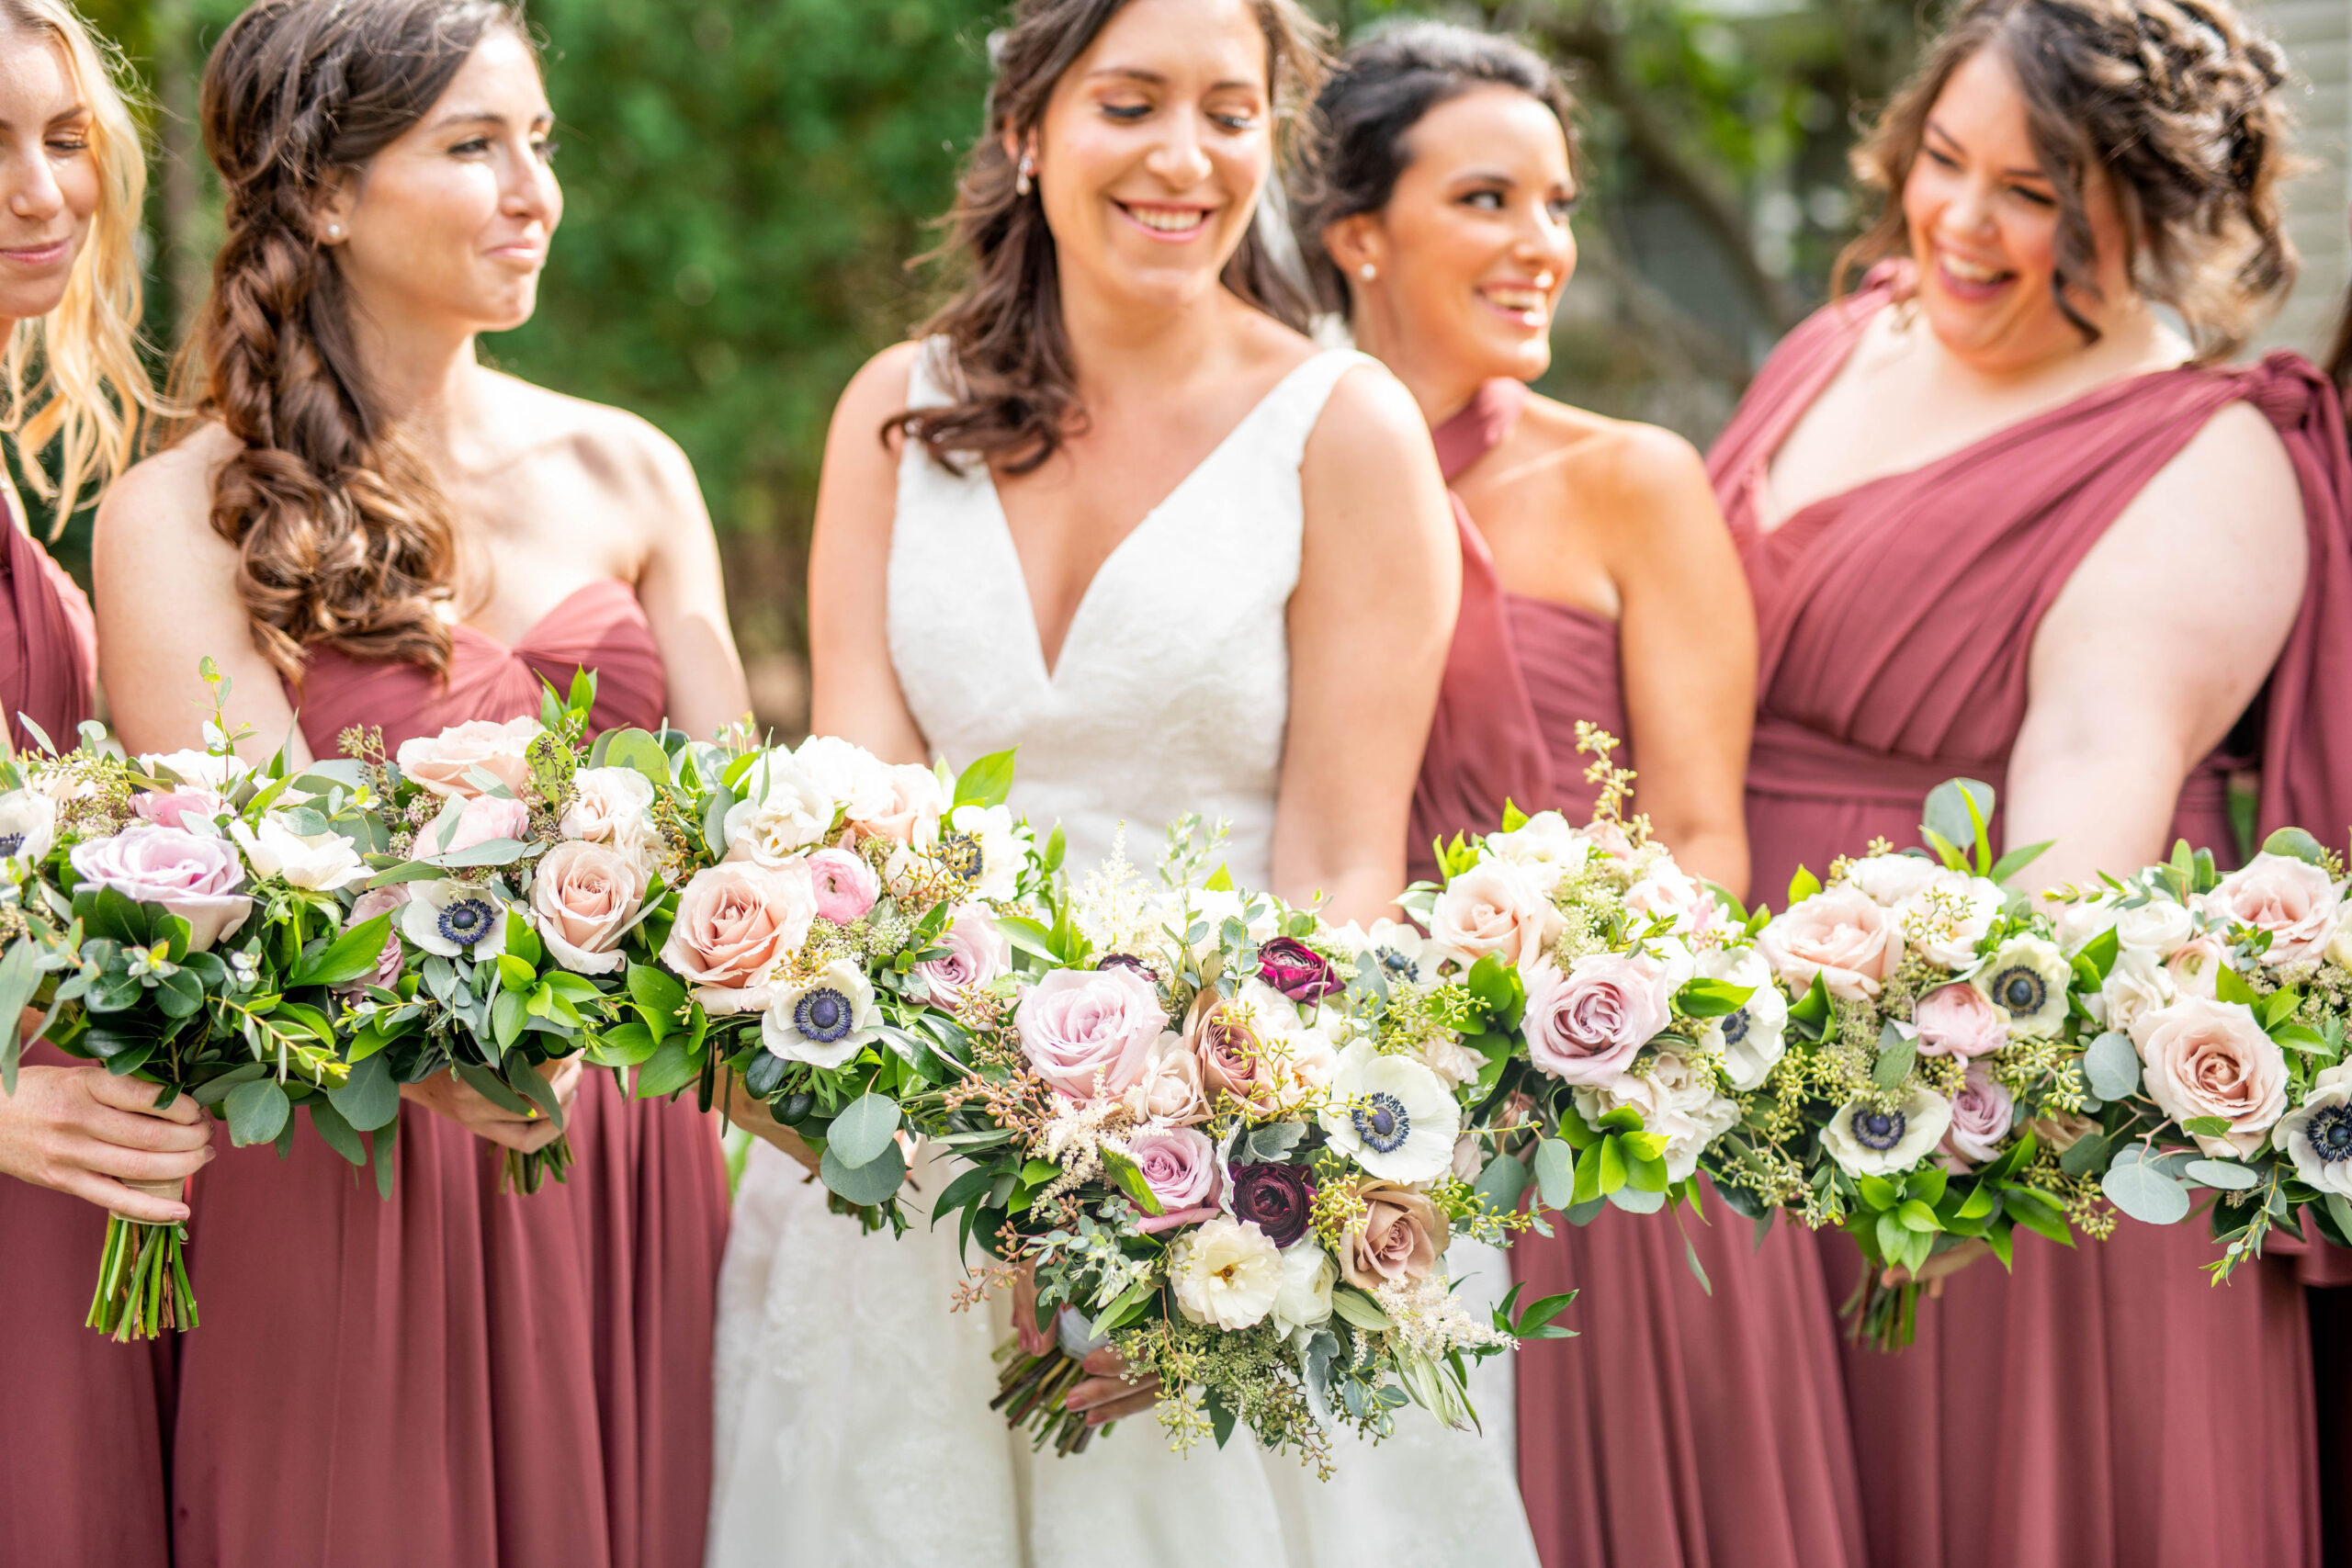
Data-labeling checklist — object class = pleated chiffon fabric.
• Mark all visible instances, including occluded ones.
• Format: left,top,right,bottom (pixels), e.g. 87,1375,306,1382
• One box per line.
1710,265,2352,1568
156,579,730,1568
1412,383,1869,1568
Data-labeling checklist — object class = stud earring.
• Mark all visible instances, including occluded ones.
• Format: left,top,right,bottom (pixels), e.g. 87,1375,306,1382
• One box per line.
1358,262,1376,281
324,223,344,242
1015,153,1035,197
1534,270,1555,288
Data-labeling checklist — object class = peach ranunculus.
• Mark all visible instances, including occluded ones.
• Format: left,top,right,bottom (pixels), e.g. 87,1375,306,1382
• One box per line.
394,717,542,800
530,840,649,976
2200,852,2344,966
856,762,948,848
2135,996,2290,1157
658,859,817,1013
806,846,881,924
1759,885,1899,1000
1428,858,1565,974
1912,982,2006,1060
1340,1179,1449,1291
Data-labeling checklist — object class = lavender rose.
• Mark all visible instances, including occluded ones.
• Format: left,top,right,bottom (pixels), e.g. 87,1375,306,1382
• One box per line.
1257,936,1341,1003
1913,982,2006,1060
1014,964,1164,1100
70,826,252,950
1940,1064,2016,1168
910,904,1010,1009
1228,1162,1316,1248
1521,951,1672,1085
1126,1125,1217,1212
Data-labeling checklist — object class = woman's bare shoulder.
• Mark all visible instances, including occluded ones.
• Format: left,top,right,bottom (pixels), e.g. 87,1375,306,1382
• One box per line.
96,423,240,553
1517,393,1713,530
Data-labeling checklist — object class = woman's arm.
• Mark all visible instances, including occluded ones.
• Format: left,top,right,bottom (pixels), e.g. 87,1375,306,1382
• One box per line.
2007,402,2306,887
1280,366,1460,925
619,419,752,741
806,343,928,761
1600,425,1756,899
93,434,311,765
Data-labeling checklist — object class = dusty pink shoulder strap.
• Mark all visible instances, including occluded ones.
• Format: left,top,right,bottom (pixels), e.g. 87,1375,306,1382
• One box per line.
0,503,91,750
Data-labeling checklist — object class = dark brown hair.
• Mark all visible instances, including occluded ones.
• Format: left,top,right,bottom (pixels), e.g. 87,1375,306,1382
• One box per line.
2329,281,2349,412
1295,21,1578,320
1837,0,2293,359
182,0,525,681
893,0,1328,475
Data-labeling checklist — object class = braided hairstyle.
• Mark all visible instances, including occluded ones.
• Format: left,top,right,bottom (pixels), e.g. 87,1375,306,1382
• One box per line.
1838,0,2295,359
184,0,522,682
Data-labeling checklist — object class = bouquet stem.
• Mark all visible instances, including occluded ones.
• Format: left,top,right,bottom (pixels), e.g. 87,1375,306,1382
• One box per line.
502,1134,574,1195
1839,1267,1921,1352
991,1343,1104,1456
86,1179,196,1341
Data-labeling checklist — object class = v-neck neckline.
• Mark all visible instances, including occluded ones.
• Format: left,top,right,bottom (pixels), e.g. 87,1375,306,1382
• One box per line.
979,350,1335,685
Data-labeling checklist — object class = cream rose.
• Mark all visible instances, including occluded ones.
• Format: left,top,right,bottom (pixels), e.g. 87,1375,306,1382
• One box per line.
2096,947,2175,1038
2202,852,2343,965
859,762,947,848
1269,1241,1337,1337
1481,810,1590,881
2112,897,2195,956
1844,852,1943,908
1759,886,1898,1000
2165,933,2230,999
1894,871,2004,969
1124,1031,1212,1125
2135,996,2289,1157
560,767,658,868
394,717,540,799
724,751,835,867
792,735,895,826
660,860,817,1012
530,840,647,976
1428,858,1566,974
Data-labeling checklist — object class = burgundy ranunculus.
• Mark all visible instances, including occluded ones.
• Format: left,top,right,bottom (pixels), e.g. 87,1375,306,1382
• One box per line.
1256,937,1340,1003
1229,1162,1316,1248
1097,952,1157,980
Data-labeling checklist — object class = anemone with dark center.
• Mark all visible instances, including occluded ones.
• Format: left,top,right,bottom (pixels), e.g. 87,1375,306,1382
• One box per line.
1353,1090,1410,1155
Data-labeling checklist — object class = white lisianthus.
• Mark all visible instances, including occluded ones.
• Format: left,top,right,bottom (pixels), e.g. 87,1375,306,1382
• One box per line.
938,803,1025,901
763,957,883,1069
401,878,512,961
2274,1065,2352,1197
2097,946,2175,1037
1822,1089,1952,1178
2112,897,2195,956
0,787,57,863
1843,852,1942,908
793,735,896,826
1696,944,1788,1090
1894,870,2006,969
1270,1240,1337,1336
1572,1051,1738,1182
1169,1216,1283,1330
1481,810,1590,885
724,751,836,867
1317,1041,1459,1183
1973,937,2073,1038
231,812,370,892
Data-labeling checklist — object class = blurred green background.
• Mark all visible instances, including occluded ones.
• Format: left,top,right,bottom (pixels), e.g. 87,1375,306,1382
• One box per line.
51,0,2352,731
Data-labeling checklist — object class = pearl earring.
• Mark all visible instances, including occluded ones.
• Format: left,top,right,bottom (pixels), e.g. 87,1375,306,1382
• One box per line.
324,223,344,242
1534,270,1555,288
1015,153,1035,197
1358,262,1376,281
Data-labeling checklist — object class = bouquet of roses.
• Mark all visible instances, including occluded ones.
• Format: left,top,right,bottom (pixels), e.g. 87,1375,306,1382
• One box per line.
2050,828,2352,1280
938,820,1565,1473
1735,780,2110,1348
0,660,397,1337
596,728,1038,1230
1403,729,1773,1291
333,674,660,1192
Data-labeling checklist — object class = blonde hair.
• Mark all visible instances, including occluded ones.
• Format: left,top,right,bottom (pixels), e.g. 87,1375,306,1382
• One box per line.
0,0,151,534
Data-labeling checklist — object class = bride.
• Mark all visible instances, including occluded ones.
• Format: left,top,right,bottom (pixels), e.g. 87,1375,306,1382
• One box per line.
704,0,1540,1563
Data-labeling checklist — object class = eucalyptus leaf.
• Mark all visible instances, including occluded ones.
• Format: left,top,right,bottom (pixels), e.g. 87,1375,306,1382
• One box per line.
829,1093,902,1168
308,1098,366,1166
2182,1158,2260,1190
326,1052,400,1132
1871,1020,1917,1091
1605,1184,1666,1214
2101,1156,2191,1224
225,1078,291,1147
2082,1030,2142,1101
820,1139,908,1206
1532,1137,1577,1210
1922,778,1996,860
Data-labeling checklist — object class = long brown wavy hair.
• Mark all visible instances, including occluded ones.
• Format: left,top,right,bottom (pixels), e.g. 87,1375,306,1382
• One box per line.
893,0,1328,476
1837,0,2295,360
180,0,524,682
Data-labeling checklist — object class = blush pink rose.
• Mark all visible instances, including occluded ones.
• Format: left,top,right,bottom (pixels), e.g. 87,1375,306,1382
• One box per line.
2201,852,2343,965
1940,1064,2016,1168
1522,951,1672,1085
1125,1125,1218,1211
132,788,224,831
1125,1032,1211,1125
857,762,948,848
530,840,648,976
1913,982,2007,1060
1428,858,1565,973
659,859,817,1013
1759,886,1899,1000
910,905,1011,1009
343,885,412,993
394,717,541,799
2135,996,2290,1157
1015,964,1164,1100
1340,1179,1448,1290
806,847,880,924
442,795,531,855
69,827,253,950
1625,862,1719,938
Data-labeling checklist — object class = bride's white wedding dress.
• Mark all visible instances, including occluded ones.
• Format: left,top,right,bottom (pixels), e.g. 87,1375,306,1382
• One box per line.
706,344,1540,1568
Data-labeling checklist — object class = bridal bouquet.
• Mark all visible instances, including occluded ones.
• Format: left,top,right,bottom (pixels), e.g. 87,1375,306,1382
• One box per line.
333,674,661,1192
0,661,394,1337
2050,829,2352,1280
941,821,1566,1472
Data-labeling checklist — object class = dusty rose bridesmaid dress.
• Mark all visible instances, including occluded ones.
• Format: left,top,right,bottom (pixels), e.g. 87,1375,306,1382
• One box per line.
1709,265,2352,1568
164,580,730,1568
0,513,186,1568
1413,382,1867,1568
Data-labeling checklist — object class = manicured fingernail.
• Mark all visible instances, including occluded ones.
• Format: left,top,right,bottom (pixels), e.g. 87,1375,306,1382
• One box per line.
167,1207,189,1222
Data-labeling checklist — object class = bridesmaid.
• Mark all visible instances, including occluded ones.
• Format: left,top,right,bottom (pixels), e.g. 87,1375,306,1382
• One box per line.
91,2,747,1563
1706,1,2352,1563
1300,25,1865,1568
0,7,183,1565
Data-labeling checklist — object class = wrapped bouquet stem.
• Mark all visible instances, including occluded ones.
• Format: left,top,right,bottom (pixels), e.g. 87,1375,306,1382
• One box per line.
92,1176,197,1337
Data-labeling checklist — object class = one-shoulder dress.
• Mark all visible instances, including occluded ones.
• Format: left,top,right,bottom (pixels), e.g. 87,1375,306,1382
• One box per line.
161,580,730,1568
1411,380,1867,1568
1710,266,2352,1568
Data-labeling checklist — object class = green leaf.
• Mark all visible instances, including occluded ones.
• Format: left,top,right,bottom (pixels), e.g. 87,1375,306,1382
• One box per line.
2263,827,2328,866
1498,798,1529,833
308,1098,366,1166
453,1063,535,1116
1897,1199,1942,1234
2082,1030,2141,1101
2182,1115,2234,1138
634,1034,703,1100
153,967,204,1020
1596,1134,1627,1195
820,1139,908,1206
627,963,687,1040
1099,1145,1163,1215
1329,1288,1393,1332
1856,1173,1902,1210
1922,778,1996,863
1872,1020,1917,1091
2101,1156,2190,1224
327,1052,401,1132
2075,926,2121,985
2261,986,2302,1032
0,938,40,1093
1475,1150,1532,1213
1786,865,1822,904
951,748,1016,809
1918,827,1969,873
585,1021,661,1068
928,1163,998,1228
286,912,394,988
1788,973,1833,1032
1955,1180,1998,1221
2213,964,2260,1009
1989,840,2056,886
1673,976,1752,1020
601,728,674,787
225,1078,291,1146
829,1092,903,1168
1532,1137,1576,1209
1606,1183,1666,1214
2182,1158,2259,1190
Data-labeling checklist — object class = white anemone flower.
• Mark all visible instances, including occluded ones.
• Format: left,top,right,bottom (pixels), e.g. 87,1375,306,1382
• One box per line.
0,787,57,863
1169,1216,1283,1330
2275,1065,2352,1197
1973,936,2073,1038
1696,944,1788,1090
1317,1040,1460,1183
763,957,883,1069
938,803,1025,901
1822,1089,1952,1178
401,878,511,961
724,751,836,867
